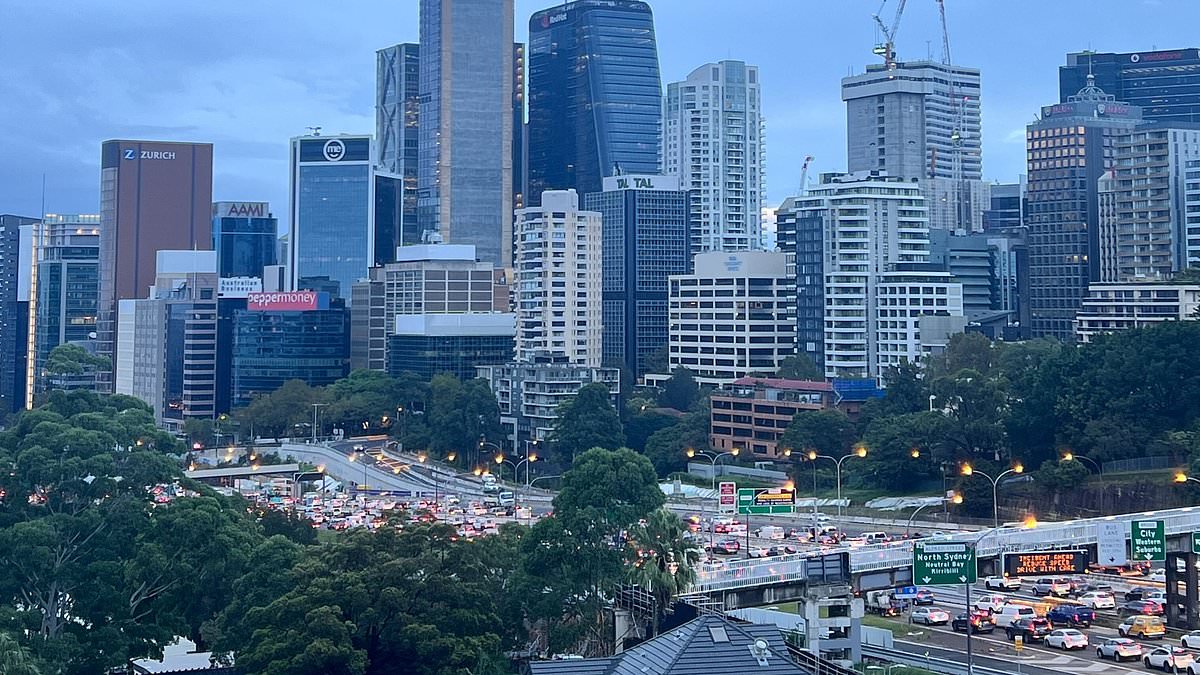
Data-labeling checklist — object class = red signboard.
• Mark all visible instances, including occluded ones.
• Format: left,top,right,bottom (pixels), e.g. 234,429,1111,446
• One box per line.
718,481,736,514
246,291,328,311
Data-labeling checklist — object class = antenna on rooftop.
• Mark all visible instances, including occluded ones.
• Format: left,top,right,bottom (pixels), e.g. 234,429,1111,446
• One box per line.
306,126,322,136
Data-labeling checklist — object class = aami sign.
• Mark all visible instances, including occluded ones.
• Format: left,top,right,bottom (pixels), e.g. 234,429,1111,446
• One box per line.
215,202,269,219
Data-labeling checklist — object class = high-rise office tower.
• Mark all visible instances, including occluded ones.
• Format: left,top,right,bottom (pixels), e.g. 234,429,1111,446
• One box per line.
288,134,375,302
842,61,987,232
774,198,825,370
1026,78,1143,340
97,140,213,374
0,215,36,413
584,174,692,376
664,60,764,253
28,214,100,404
115,251,218,429
376,43,421,254
1060,49,1200,123
212,202,277,280
527,0,662,204
514,190,602,366
417,0,514,266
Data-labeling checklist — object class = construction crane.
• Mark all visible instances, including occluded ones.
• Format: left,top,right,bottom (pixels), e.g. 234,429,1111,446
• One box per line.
935,0,969,231
872,0,908,70
798,155,814,196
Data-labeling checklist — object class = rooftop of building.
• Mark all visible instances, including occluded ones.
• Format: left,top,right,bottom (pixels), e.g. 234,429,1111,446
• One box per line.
725,377,833,393
527,615,810,675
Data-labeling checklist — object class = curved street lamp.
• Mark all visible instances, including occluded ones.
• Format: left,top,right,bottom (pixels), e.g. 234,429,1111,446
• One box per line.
960,462,1024,529
805,445,867,518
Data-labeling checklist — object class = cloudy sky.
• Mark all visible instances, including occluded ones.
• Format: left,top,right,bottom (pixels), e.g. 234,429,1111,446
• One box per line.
1,0,1196,225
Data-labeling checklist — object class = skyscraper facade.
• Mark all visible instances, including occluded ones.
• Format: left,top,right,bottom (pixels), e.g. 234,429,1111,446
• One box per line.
514,190,603,366
664,60,764,253
584,174,691,376
842,61,987,232
775,198,825,370
1060,49,1200,123
212,202,277,280
29,214,100,403
1025,79,1143,340
0,215,36,414
376,43,421,253
288,134,374,302
97,140,213,371
527,0,662,204
418,0,514,266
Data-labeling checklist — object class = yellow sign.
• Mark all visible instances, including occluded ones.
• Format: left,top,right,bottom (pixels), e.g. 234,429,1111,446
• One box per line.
1014,634,1024,653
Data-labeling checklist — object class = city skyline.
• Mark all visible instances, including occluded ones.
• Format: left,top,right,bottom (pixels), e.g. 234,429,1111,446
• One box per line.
2,0,1195,226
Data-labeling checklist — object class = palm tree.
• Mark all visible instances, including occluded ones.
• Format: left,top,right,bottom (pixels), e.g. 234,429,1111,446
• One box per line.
626,508,701,636
0,633,42,675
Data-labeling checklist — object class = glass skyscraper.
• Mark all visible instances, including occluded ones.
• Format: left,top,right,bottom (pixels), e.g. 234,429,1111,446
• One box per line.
30,214,100,400
231,298,349,408
1060,49,1200,123
376,43,421,255
289,135,374,302
212,202,277,279
527,0,663,205
584,175,690,376
417,0,514,266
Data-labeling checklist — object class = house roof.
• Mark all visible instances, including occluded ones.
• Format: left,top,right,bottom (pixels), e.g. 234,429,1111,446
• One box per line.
729,377,834,392
528,615,811,675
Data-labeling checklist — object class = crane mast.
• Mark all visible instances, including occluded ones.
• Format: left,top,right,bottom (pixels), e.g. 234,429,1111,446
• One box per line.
872,0,908,69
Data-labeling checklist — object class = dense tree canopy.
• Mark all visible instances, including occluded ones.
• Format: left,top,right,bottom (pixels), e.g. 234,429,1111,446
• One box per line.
550,383,625,463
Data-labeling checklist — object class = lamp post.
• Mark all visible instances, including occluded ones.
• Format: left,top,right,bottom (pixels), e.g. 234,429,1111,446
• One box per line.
960,462,1024,529
478,438,503,472
963,517,1038,674
806,446,867,519
1174,473,1200,486
905,493,960,537
310,402,329,443
686,448,740,554
1061,452,1102,477
347,449,368,492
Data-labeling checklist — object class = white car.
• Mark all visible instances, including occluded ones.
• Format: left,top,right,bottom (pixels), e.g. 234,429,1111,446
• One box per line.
1144,647,1193,671
1078,591,1116,609
984,576,1020,591
747,546,770,559
911,607,950,625
1046,628,1088,651
1182,630,1200,650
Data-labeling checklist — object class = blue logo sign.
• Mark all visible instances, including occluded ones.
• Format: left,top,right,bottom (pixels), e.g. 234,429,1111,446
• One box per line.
894,585,918,598
724,255,743,272
122,149,136,160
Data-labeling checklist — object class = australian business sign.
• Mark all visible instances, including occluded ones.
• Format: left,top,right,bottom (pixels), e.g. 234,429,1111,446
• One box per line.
298,136,370,164
215,202,269,219
602,174,680,192
246,291,329,312
122,148,176,160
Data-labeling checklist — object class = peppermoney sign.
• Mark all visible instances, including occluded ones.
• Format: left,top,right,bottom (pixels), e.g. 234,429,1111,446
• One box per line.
913,541,977,585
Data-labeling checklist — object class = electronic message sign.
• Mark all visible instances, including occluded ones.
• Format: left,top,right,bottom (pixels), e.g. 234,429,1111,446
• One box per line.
1002,551,1088,577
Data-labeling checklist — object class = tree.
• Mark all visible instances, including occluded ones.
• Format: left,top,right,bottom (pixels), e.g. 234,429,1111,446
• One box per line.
642,402,711,476
550,384,625,464
643,344,669,376
779,409,858,457
622,400,676,454
1033,457,1091,493
42,343,110,376
929,368,1009,462
858,412,949,490
0,633,43,675
427,374,502,463
774,354,823,381
625,509,699,636
235,380,327,440
659,367,699,412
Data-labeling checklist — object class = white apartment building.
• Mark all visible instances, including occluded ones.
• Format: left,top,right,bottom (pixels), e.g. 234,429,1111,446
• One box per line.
795,171,962,379
514,190,603,366
1076,282,1200,343
665,250,794,386
663,60,764,253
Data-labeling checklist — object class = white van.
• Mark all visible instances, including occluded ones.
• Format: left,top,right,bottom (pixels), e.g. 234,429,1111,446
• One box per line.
755,526,786,540
498,490,515,507
974,594,1008,613
992,604,1037,626
862,531,890,544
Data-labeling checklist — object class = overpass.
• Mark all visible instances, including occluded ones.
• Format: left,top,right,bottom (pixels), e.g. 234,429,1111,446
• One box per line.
691,505,1200,607
184,463,303,481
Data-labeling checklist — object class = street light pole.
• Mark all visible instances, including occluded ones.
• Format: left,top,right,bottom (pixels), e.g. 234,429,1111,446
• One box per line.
961,463,1024,529
809,447,867,519
311,403,329,443
1061,452,1102,477
686,448,740,554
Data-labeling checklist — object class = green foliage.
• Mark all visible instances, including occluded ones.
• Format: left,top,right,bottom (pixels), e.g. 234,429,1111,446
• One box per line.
774,353,823,381
858,412,948,488
235,379,328,440
779,409,858,456
426,374,502,461
642,403,711,476
1033,458,1091,492
550,383,625,463
43,343,110,375
659,367,699,411
625,509,700,636
623,408,677,454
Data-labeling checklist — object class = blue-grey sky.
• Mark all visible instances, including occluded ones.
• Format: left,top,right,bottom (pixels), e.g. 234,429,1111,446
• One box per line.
1,0,1196,223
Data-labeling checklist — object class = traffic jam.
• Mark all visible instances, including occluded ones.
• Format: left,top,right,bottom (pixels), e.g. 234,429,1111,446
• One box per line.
874,555,1200,673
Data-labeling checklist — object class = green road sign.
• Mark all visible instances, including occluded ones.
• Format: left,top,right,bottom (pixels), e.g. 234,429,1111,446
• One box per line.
736,487,795,515
913,541,977,585
1192,532,1200,555
1130,520,1165,561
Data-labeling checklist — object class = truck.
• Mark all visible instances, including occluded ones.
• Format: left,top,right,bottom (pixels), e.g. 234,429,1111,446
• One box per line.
865,590,907,617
